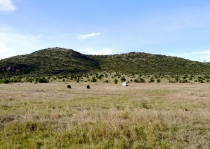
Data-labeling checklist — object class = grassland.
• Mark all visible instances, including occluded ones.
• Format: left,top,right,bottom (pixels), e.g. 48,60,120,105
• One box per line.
0,82,210,148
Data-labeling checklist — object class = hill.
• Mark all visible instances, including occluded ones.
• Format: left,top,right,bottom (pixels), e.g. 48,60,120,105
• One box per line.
0,48,99,78
90,52,210,74
0,47,210,78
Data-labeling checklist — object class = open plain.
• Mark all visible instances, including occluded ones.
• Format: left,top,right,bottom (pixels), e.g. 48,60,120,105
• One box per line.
0,82,210,148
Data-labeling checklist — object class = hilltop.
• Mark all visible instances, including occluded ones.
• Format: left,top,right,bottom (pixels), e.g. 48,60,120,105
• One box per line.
90,52,210,74
0,47,210,78
0,48,99,78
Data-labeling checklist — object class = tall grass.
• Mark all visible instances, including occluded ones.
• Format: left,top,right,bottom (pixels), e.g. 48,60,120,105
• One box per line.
0,83,210,148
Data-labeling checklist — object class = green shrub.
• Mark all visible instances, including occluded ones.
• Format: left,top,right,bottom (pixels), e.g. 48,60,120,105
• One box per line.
149,77,155,83
169,80,175,83
91,77,97,82
121,77,126,82
134,78,145,83
2,78,10,84
26,77,34,83
114,79,118,84
179,79,188,83
35,77,49,83
175,76,179,82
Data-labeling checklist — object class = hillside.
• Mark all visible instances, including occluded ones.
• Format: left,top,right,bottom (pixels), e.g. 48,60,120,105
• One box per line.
0,48,99,78
0,47,210,78
90,52,210,74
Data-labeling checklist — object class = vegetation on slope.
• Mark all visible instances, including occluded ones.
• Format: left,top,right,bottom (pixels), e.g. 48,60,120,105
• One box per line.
90,52,210,74
1,47,210,78
0,47,99,78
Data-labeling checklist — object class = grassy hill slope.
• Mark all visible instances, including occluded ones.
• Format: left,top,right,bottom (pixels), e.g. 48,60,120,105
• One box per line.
0,48,99,77
0,47,210,78
90,52,210,74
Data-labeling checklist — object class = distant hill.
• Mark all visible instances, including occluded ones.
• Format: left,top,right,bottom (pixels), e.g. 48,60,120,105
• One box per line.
90,52,210,74
0,48,99,78
0,47,210,78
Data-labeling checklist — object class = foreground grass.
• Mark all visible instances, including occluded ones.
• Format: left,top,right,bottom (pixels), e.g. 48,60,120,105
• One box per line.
0,83,210,148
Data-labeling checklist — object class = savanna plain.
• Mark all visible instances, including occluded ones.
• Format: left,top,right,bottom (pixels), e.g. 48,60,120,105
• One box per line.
0,82,210,149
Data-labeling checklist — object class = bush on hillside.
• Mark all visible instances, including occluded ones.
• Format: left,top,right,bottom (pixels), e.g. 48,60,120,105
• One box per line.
121,77,126,82
2,78,10,84
91,77,97,82
114,79,118,84
35,77,49,83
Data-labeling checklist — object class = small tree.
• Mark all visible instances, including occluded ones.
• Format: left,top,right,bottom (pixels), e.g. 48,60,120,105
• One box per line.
149,77,155,83
140,78,145,83
105,74,108,78
2,78,10,84
26,77,34,83
114,79,118,84
91,77,97,82
121,77,126,82
175,76,179,82
35,77,49,83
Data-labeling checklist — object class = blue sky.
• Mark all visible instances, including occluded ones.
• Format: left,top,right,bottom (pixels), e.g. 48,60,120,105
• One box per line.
1,0,210,62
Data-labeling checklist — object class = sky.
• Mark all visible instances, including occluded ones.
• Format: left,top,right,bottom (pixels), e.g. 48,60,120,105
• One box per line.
1,0,210,62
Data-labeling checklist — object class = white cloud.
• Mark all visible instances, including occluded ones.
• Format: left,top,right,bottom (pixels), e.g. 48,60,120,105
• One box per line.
80,47,114,55
0,0,16,12
77,32,100,40
0,47,17,59
0,26,45,59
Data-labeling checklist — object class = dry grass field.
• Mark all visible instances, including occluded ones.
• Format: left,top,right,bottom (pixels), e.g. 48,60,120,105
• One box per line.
0,82,210,148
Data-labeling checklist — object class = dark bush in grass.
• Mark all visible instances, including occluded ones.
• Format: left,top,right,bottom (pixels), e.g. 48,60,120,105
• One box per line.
175,76,179,82
121,77,126,82
198,77,204,83
114,79,118,84
179,79,188,83
97,74,104,80
91,77,97,82
35,77,49,83
149,77,155,83
26,77,34,83
134,78,145,83
9,77,21,83
2,79,10,84
67,85,71,89
134,79,138,83
140,78,145,83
